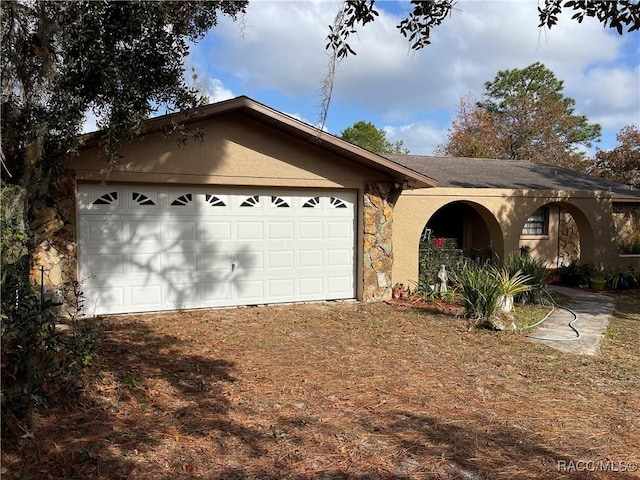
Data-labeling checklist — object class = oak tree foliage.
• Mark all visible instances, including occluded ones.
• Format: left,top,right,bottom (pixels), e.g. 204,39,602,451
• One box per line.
589,125,640,188
340,120,410,155
1,0,247,192
327,0,640,60
436,63,601,168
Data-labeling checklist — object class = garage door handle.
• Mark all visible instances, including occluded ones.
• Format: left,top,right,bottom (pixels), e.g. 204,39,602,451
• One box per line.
231,262,237,272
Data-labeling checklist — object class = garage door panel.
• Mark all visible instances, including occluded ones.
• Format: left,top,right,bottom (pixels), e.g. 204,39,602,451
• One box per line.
269,222,295,240
86,221,124,242
235,250,264,270
198,222,232,241
327,276,353,296
129,285,162,307
235,279,265,300
298,250,323,268
129,253,162,274
327,221,353,239
78,185,356,315
268,250,295,269
299,277,324,296
236,222,264,240
165,221,197,241
84,286,125,314
164,252,197,272
268,279,295,298
85,254,124,275
299,222,323,239
327,249,354,267
129,221,162,242
199,282,232,302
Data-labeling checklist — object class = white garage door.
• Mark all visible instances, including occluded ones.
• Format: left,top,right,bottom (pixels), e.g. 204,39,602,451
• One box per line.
77,184,356,315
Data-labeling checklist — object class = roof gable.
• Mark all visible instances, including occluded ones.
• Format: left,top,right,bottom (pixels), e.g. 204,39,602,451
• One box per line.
79,96,436,189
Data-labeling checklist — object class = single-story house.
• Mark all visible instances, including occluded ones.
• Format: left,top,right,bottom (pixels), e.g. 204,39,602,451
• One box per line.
36,96,639,316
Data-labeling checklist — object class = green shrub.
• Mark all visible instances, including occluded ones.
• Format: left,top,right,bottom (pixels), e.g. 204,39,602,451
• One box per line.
418,238,465,291
555,260,594,287
453,261,502,320
1,184,100,438
503,251,548,304
453,261,534,320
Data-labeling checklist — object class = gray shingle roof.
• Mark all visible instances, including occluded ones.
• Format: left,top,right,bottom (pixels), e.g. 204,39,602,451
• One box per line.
385,154,640,201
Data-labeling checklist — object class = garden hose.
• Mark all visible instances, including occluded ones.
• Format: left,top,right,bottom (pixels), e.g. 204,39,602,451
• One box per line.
522,288,581,341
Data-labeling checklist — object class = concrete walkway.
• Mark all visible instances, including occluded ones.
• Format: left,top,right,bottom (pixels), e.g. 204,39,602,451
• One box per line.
528,285,615,355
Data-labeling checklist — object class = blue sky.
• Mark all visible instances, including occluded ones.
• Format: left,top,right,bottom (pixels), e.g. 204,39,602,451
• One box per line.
188,1,639,155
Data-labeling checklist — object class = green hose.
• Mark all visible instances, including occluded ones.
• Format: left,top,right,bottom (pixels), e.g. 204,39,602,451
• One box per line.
523,288,581,341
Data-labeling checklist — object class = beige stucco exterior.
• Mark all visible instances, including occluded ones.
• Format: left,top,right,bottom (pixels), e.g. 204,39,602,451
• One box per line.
70,114,387,189
34,97,632,312
392,187,621,286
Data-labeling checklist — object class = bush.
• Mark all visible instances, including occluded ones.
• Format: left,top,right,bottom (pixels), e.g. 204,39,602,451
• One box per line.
453,261,533,320
555,260,594,287
503,251,548,304
418,237,465,292
1,184,100,437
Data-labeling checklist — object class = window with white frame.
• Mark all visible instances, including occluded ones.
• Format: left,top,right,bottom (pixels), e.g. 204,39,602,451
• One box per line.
522,207,549,235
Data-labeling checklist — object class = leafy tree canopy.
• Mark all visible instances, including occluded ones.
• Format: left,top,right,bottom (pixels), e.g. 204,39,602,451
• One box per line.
436,63,601,168
327,0,639,59
1,0,247,193
589,125,640,187
340,121,410,154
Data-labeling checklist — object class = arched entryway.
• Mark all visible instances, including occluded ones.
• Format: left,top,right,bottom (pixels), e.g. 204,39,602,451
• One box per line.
517,201,595,268
421,201,503,259
418,201,504,285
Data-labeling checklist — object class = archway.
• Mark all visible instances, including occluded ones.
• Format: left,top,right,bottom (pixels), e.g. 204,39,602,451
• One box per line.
517,201,595,268
418,201,503,285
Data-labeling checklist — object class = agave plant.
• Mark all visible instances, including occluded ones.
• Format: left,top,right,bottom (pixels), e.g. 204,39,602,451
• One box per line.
494,268,533,313
454,262,533,319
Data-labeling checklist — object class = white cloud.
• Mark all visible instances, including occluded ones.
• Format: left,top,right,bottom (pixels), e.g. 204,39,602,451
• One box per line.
192,1,639,151
199,78,236,102
385,121,448,155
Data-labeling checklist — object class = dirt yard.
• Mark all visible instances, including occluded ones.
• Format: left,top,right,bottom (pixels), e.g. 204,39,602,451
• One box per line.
3,292,639,479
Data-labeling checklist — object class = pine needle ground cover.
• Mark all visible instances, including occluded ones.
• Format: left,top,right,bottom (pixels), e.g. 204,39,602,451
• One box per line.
3,292,639,480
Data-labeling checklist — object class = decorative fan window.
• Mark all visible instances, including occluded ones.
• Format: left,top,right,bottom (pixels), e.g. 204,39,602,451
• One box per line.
92,191,118,205
170,193,193,206
131,192,156,206
271,196,290,208
240,195,260,207
330,197,347,209
205,194,226,207
302,196,320,208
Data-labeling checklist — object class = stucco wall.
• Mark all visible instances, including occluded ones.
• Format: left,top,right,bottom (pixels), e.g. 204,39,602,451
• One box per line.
68,114,385,189
393,188,619,286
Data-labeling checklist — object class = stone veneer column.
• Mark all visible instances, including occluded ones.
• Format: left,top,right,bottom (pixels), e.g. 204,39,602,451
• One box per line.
558,209,580,266
30,171,78,295
362,181,401,301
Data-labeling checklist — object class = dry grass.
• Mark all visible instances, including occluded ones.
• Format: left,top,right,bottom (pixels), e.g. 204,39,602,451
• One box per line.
3,291,639,480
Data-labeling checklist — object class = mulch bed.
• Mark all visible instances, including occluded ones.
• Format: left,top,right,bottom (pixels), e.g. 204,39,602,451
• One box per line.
385,298,466,316
3,298,639,479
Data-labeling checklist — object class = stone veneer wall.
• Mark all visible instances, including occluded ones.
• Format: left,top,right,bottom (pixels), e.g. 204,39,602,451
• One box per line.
363,181,401,301
612,203,640,246
30,171,78,296
558,208,580,267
